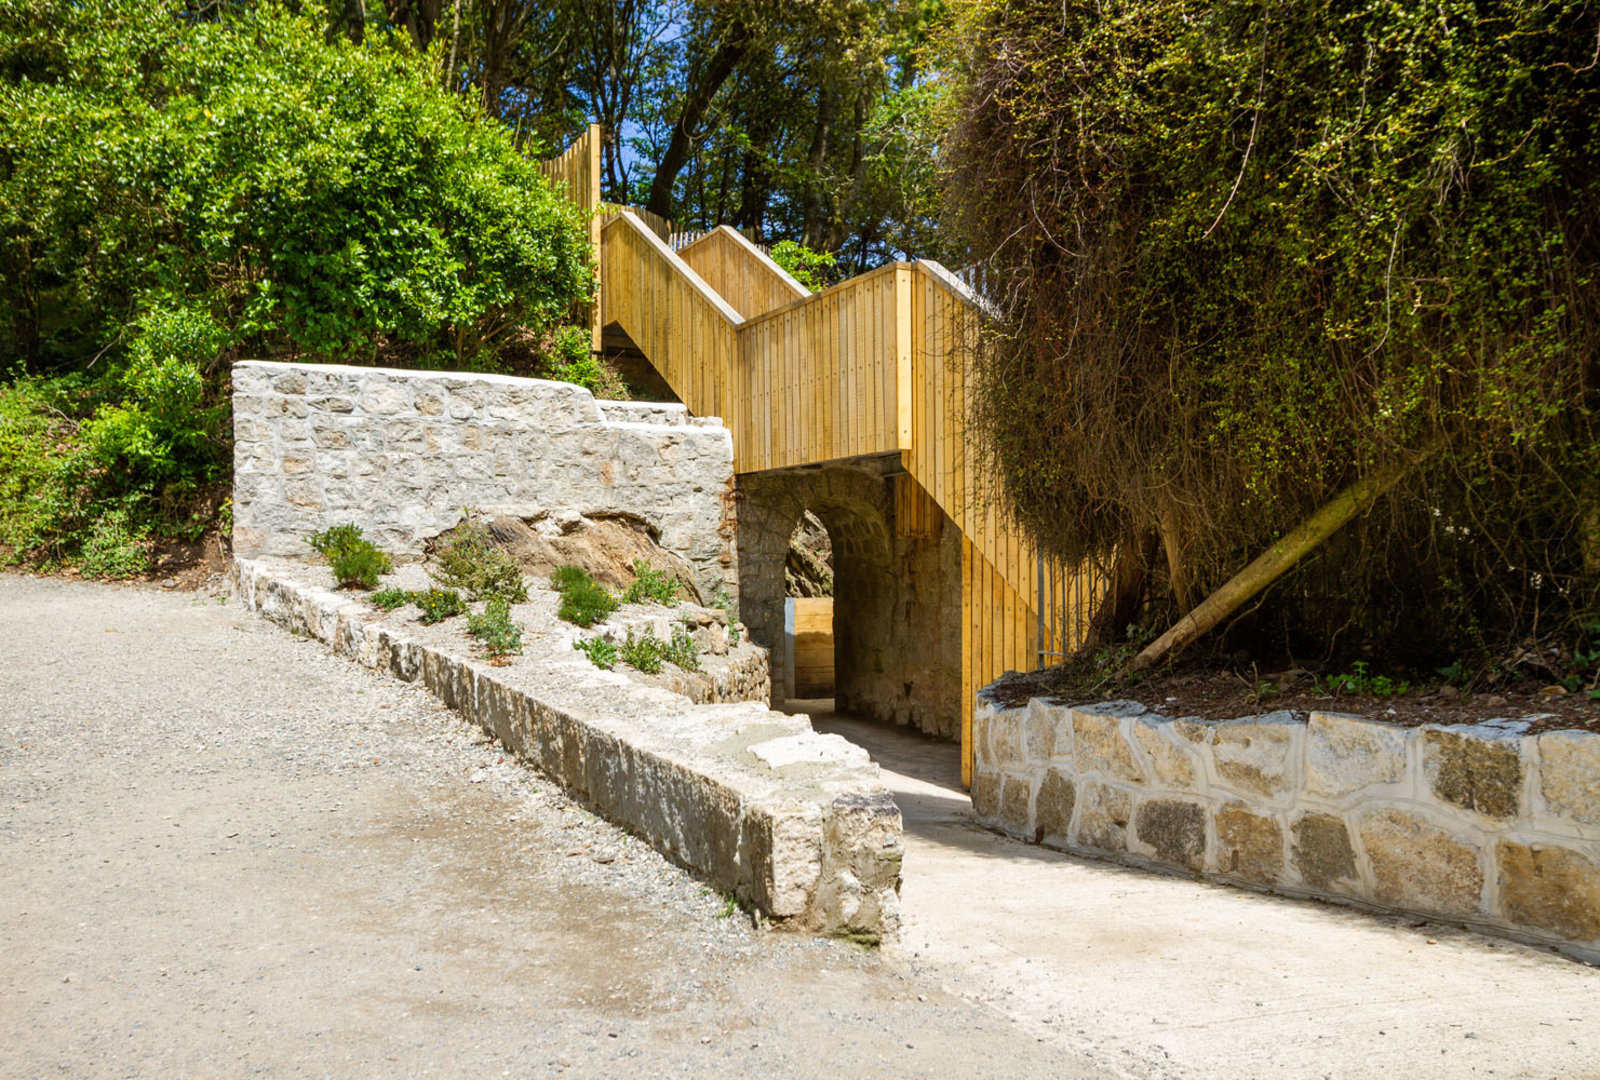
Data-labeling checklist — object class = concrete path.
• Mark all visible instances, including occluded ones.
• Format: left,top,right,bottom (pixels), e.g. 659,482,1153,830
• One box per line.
806,704,1600,1080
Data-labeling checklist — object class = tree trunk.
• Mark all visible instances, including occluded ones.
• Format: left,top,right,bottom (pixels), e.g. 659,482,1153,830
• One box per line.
645,27,750,219
1091,530,1160,646
1130,452,1428,671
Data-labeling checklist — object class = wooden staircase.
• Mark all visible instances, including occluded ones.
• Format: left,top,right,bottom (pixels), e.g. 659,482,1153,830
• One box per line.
545,126,1103,784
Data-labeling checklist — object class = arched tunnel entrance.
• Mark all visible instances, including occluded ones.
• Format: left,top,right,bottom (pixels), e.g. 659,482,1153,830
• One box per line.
737,462,965,746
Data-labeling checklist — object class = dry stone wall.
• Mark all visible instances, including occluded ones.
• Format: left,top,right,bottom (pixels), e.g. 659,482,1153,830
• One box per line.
973,693,1600,963
231,361,737,603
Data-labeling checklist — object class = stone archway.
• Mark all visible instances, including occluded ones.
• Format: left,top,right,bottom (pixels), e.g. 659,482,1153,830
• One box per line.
737,464,964,740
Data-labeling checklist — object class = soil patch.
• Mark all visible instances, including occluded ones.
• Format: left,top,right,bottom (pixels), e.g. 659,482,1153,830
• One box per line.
992,664,1600,735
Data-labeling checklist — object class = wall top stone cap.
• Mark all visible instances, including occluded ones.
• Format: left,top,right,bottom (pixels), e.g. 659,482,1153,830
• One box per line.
1421,719,1530,743
234,358,585,393
1217,710,1302,729
1073,700,1148,718
750,732,873,772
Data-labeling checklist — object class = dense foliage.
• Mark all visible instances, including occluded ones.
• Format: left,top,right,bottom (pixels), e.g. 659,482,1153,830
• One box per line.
947,0,1600,673
352,0,952,273
0,2,594,574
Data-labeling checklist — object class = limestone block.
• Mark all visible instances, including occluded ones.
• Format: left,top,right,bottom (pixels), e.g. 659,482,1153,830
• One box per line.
362,380,412,416
1211,713,1298,799
266,394,309,419
1305,712,1407,797
816,790,903,940
273,372,307,395
1000,776,1033,832
308,395,355,413
1537,730,1600,827
1076,782,1132,853
990,707,1026,768
1024,698,1072,761
1133,797,1207,872
1131,716,1197,787
1072,702,1145,782
1215,803,1283,883
1036,768,1076,841
972,705,993,768
744,802,824,918
1360,808,1485,917
1421,724,1524,820
1291,812,1358,890
1497,841,1600,942
971,771,1001,819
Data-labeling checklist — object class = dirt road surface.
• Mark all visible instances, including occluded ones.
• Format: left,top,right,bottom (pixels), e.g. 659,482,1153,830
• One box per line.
0,575,1104,1079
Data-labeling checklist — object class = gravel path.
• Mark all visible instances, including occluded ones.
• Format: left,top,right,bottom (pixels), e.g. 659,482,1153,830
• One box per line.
0,574,1106,1079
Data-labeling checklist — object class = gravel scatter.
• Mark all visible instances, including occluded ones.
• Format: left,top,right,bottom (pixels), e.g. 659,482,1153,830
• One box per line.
0,574,1109,1079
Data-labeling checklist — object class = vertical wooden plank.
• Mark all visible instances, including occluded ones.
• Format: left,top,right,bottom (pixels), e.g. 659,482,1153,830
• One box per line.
895,266,913,451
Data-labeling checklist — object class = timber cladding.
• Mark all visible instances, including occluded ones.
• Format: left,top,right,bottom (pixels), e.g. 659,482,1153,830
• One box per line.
791,597,835,698
548,129,1109,784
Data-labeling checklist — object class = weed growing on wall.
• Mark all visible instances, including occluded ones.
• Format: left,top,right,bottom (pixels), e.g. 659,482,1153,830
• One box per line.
412,588,465,625
307,524,392,590
467,598,523,663
665,624,701,672
573,636,619,670
714,588,741,645
369,588,411,611
618,630,666,675
621,559,680,606
428,512,528,602
550,565,619,627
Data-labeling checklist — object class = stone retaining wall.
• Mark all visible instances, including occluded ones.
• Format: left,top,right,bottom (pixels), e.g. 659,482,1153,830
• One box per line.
973,693,1600,963
231,361,737,603
232,557,902,940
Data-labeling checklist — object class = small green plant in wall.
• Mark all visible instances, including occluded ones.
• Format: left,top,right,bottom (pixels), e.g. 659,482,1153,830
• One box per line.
621,559,680,606
428,511,528,602
573,636,618,670
550,565,619,627
467,597,523,664
307,524,393,590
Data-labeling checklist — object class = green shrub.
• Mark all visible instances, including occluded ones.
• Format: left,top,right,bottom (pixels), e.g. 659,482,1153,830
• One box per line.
539,326,628,399
329,545,392,590
573,636,618,670
467,597,523,662
664,624,701,672
307,524,367,560
412,588,465,625
769,240,837,293
621,559,680,606
618,630,666,675
550,564,619,627
428,513,528,602
370,587,411,611
78,509,150,580
307,523,392,590
550,564,591,592
1,3,594,374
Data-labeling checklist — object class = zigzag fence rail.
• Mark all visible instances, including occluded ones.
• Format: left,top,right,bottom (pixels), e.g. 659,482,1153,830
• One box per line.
541,126,1108,783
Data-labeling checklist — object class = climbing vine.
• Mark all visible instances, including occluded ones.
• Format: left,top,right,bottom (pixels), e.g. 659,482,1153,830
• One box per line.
945,0,1600,669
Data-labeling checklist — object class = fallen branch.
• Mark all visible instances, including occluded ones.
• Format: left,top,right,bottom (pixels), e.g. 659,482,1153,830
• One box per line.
1129,448,1435,671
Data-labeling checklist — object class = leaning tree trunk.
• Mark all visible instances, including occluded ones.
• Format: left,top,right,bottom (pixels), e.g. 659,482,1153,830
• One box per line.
1130,451,1430,671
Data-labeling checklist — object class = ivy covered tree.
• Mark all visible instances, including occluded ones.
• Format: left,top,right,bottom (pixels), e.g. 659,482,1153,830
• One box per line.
945,0,1600,671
